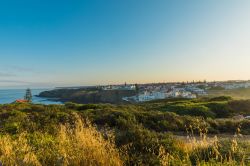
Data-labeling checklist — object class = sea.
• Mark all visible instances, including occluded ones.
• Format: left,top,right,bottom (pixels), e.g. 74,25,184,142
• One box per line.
0,89,62,105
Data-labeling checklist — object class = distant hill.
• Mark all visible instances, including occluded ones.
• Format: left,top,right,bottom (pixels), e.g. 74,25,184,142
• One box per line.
38,87,137,104
207,87,250,99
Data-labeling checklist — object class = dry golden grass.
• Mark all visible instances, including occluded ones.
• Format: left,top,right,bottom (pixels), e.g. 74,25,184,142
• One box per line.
158,137,249,166
55,117,123,166
0,114,123,166
158,125,250,166
0,112,248,166
0,133,41,166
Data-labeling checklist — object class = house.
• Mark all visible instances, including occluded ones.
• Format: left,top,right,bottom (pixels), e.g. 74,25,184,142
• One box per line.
15,99,29,103
102,84,136,91
232,115,244,120
245,116,250,120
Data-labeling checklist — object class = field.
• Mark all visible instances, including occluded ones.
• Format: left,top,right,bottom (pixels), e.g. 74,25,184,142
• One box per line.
0,97,249,165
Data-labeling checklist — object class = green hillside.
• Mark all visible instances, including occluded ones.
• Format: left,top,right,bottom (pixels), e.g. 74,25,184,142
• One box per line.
207,87,250,99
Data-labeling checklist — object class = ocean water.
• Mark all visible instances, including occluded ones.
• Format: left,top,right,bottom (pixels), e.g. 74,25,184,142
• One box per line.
0,89,62,104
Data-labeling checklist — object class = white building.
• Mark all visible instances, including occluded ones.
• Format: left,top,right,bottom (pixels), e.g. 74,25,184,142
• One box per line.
138,91,166,102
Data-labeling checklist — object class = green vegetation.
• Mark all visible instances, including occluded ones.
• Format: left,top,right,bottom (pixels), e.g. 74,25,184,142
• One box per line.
207,87,250,99
0,96,249,165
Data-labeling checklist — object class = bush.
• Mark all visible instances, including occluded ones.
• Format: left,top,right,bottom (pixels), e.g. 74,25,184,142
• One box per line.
163,104,216,118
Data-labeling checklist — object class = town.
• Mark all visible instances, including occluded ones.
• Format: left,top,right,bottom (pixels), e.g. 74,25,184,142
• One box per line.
101,80,250,102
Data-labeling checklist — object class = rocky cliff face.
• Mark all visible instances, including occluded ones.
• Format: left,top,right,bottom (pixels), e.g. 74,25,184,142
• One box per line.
38,88,137,104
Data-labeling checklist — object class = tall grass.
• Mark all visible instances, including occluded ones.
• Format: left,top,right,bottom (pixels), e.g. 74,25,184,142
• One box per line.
0,115,123,166
158,122,250,166
0,110,248,165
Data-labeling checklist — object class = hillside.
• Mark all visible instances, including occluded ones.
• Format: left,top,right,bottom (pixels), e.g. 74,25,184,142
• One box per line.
207,87,250,99
0,97,249,165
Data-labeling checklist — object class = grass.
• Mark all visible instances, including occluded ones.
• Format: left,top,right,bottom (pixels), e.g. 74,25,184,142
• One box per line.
0,114,123,166
0,113,248,165
158,126,250,166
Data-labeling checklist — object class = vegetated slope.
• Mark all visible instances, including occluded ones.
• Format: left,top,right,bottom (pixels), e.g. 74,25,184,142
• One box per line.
38,88,136,104
207,87,250,99
0,96,249,165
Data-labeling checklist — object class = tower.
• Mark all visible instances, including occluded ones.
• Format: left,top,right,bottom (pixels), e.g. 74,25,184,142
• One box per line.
24,88,32,102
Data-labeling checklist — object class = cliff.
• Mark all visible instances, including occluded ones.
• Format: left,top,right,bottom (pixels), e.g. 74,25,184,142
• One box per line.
38,88,137,104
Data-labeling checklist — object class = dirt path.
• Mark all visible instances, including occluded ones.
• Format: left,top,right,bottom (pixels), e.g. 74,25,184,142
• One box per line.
174,134,250,142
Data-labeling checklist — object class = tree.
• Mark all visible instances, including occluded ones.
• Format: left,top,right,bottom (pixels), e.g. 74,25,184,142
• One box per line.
135,84,139,94
24,88,32,102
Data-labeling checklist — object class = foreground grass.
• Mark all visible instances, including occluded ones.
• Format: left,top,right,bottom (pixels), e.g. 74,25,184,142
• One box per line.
0,118,248,165
0,115,123,166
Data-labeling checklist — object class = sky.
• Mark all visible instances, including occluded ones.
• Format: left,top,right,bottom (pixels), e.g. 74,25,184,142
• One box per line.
0,0,250,88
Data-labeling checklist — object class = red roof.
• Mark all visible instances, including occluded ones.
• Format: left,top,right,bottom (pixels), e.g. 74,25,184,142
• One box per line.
15,99,28,103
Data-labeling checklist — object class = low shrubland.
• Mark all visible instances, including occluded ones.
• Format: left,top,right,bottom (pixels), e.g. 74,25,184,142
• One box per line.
0,96,249,165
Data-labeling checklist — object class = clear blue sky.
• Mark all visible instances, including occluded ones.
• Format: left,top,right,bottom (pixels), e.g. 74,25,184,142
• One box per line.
0,0,250,88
